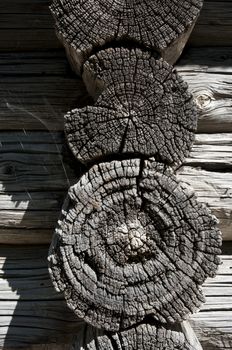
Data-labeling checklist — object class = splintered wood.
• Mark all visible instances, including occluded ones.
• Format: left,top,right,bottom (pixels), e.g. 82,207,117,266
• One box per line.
48,0,221,349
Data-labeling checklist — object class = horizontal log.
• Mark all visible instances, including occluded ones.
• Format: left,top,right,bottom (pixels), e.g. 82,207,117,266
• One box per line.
0,245,83,349
0,48,232,132
0,0,232,52
0,51,88,130
0,131,231,242
51,0,202,70
0,245,230,349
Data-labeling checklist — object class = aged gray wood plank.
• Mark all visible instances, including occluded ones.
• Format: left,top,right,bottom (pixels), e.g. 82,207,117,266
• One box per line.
0,246,230,349
1,0,232,53
2,0,232,52
0,51,89,130
190,1,232,47
0,245,83,349
0,131,231,242
0,48,232,131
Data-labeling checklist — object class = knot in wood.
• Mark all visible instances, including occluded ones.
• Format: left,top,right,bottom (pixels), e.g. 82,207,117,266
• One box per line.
112,219,152,263
195,92,213,109
48,159,221,331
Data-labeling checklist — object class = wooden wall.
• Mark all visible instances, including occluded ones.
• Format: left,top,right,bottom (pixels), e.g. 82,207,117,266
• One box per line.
0,0,232,349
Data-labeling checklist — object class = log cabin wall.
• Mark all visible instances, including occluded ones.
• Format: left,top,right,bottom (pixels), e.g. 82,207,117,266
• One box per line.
0,0,231,349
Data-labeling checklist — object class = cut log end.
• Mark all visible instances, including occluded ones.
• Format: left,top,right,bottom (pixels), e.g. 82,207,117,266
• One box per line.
71,322,201,350
65,48,198,166
48,159,221,332
50,0,203,73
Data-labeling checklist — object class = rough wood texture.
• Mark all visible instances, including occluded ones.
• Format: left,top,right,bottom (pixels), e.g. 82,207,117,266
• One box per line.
48,158,221,331
0,0,231,348
1,0,232,53
0,245,231,349
0,131,231,243
65,48,197,166
70,322,200,350
50,0,203,73
0,245,83,349
0,51,90,131
0,133,230,241
0,48,232,132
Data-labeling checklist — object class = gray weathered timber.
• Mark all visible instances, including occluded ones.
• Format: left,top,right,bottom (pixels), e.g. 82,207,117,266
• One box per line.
0,0,232,52
50,0,203,73
0,245,83,349
66,48,197,166
0,246,230,349
70,322,200,350
0,48,232,132
48,158,221,331
0,131,231,243
0,51,89,130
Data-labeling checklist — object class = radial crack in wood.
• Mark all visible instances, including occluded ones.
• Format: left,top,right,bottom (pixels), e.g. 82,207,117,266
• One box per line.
48,159,221,332
65,48,197,166
50,0,203,73
71,321,201,350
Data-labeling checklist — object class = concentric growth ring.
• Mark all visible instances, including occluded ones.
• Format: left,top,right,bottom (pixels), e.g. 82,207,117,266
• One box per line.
48,159,221,331
65,48,198,166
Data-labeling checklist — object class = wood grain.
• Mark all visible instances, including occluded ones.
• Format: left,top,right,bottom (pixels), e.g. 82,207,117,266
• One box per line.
0,246,83,349
0,48,232,132
48,159,220,331
0,245,231,349
50,0,202,71
70,322,200,350
0,0,232,52
67,48,197,166
0,131,231,243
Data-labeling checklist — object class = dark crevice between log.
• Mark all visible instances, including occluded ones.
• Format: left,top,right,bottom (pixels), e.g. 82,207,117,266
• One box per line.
184,161,232,173
63,147,172,179
62,142,88,178
110,316,183,334
107,333,119,350
80,38,160,75
83,253,101,281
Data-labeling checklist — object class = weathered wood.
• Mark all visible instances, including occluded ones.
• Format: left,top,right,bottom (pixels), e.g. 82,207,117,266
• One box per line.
0,246,230,348
70,322,200,350
48,158,221,331
50,0,203,73
0,1,230,349
0,131,231,243
0,48,232,132
0,1,232,52
66,48,197,166
5,344,71,350
190,1,232,47
0,245,82,349
181,321,203,350
0,51,89,130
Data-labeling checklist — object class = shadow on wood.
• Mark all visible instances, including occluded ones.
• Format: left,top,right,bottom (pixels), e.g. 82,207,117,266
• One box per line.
0,79,86,347
0,245,83,349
